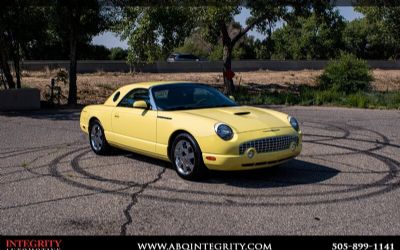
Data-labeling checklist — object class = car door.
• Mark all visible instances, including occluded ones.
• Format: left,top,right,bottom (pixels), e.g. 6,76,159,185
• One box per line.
111,88,157,154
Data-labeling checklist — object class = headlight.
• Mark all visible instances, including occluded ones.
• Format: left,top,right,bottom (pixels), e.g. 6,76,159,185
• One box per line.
214,123,234,140
288,116,299,131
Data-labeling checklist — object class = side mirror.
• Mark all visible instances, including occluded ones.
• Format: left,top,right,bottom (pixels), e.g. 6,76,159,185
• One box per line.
133,100,149,109
229,95,235,101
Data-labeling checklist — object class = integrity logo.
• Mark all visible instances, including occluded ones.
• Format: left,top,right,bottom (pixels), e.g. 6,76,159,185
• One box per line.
5,239,62,250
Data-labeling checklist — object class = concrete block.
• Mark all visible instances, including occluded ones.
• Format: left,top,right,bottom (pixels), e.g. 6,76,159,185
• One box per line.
0,88,40,111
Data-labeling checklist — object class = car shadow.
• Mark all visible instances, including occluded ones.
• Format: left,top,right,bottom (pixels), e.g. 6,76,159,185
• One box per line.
117,149,339,189
204,159,340,188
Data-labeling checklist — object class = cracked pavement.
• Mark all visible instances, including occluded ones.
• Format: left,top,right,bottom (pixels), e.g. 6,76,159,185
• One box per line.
0,106,399,235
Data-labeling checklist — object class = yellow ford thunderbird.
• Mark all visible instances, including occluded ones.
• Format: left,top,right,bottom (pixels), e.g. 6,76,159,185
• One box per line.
80,81,302,180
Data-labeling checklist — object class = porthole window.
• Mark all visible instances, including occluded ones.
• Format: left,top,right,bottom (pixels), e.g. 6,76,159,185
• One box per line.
113,91,120,102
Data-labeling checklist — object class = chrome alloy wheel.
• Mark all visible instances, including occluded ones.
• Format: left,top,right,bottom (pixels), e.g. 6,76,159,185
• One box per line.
174,140,195,175
90,124,103,151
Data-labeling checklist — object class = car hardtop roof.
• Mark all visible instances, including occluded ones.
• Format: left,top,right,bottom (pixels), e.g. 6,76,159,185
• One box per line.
104,81,208,106
171,52,196,56
123,81,198,89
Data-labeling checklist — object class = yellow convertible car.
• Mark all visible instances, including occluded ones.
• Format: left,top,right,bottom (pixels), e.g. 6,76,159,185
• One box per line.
80,81,302,180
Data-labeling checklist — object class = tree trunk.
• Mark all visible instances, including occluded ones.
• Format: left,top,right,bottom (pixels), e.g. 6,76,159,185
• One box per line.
14,45,21,89
222,43,235,95
0,37,15,89
0,58,15,89
15,62,21,89
68,33,78,105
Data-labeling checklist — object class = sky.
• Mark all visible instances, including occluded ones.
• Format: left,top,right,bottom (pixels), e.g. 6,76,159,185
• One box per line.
91,6,363,50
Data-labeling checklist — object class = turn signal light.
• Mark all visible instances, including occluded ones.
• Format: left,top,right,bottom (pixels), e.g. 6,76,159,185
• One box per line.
206,156,216,161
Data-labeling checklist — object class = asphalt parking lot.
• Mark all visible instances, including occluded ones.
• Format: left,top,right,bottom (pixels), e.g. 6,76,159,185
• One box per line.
1,106,399,235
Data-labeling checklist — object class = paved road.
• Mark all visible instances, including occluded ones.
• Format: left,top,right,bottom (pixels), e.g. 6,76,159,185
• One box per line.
1,106,399,235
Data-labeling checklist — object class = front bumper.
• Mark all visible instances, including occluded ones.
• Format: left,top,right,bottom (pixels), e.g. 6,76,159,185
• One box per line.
201,129,302,171
203,144,301,171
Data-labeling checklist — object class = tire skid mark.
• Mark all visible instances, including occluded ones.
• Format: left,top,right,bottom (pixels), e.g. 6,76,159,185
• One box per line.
4,118,398,218
46,121,400,203
0,140,82,158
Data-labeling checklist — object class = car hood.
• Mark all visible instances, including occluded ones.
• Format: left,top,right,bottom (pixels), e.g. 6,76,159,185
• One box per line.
181,106,291,133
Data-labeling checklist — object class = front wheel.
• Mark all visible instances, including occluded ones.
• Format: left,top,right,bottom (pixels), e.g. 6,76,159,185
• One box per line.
89,120,110,155
171,133,207,180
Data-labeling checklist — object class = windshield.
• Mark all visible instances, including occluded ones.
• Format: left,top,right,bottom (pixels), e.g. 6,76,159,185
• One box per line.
151,83,237,111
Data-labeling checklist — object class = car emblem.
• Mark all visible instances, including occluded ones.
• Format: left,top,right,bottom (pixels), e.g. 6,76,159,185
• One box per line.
290,141,297,151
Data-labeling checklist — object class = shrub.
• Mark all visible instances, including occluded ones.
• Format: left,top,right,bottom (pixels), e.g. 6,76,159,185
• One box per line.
318,53,373,94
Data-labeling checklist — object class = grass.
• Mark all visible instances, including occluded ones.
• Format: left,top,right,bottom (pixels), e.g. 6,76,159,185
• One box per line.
232,85,400,109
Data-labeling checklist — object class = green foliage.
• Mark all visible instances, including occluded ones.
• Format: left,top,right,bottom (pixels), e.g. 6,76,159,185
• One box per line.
109,47,128,60
314,90,343,105
80,45,111,60
347,92,369,108
232,84,400,109
355,5,400,59
253,39,273,59
318,53,373,94
342,19,369,59
271,9,345,60
174,30,212,59
233,36,257,59
176,31,259,61
51,0,106,45
0,1,49,88
197,5,241,45
208,44,223,61
112,6,197,64
343,17,397,59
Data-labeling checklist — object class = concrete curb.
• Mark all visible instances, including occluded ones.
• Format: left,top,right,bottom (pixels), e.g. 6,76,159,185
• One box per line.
0,88,40,111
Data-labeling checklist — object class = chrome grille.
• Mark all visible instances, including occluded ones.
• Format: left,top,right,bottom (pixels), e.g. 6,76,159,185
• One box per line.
239,135,298,155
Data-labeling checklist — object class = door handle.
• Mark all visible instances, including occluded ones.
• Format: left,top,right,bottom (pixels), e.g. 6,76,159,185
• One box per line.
114,114,119,118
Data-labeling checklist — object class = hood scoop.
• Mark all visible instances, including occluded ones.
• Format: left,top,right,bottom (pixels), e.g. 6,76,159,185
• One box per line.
234,111,251,116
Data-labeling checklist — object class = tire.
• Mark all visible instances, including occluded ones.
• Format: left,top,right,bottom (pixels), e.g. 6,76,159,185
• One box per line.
171,133,207,180
89,119,110,155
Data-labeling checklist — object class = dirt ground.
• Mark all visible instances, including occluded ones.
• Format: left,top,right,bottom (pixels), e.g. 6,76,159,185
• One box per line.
19,69,400,105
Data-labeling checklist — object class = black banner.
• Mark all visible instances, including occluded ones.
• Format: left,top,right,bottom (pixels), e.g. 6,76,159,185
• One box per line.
1,236,399,250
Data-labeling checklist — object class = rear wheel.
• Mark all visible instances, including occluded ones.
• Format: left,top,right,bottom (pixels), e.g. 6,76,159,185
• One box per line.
89,120,110,155
171,133,207,180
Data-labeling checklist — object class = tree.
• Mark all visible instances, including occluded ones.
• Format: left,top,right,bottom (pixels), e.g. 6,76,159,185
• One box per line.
80,45,111,60
112,3,288,93
342,19,370,59
112,6,196,65
198,3,288,94
354,5,400,59
174,23,258,61
109,47,128,60
113,1,328,94
342,18,394,59
0,1,47,89
270,8,345,60
197,1,332,94
50,0,106,105
175,29,213,59
253,38,274,59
